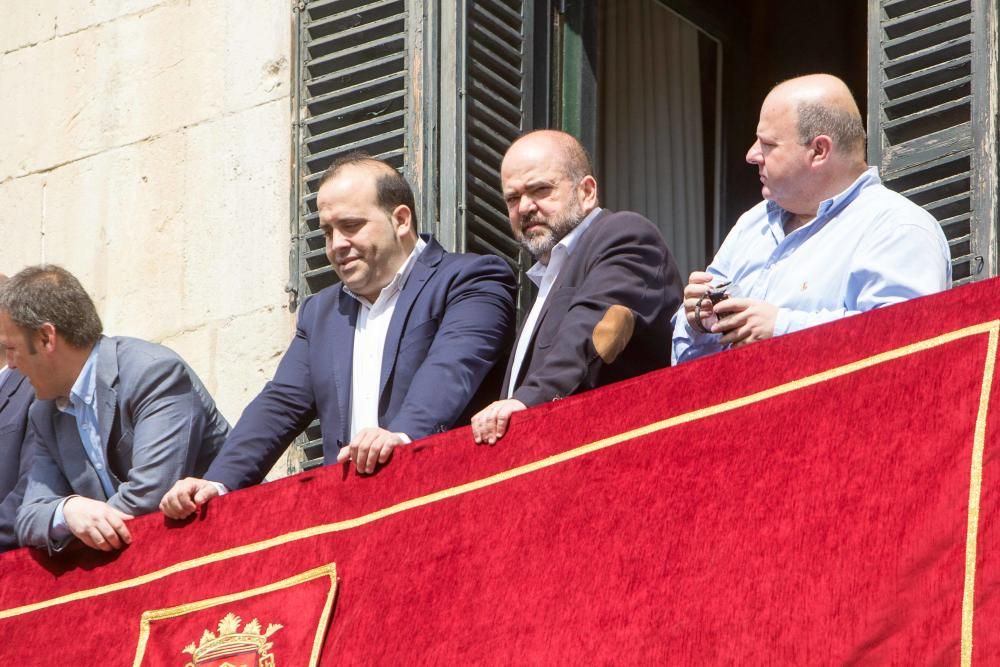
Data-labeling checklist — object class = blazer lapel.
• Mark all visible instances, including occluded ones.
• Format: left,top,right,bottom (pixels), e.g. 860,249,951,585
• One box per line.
500,347,517,398
0,372,16,415
331,291,359,445
502,212,604,395
52,409,107,501
378,239,440,400
95,338,119,460
505,319,543,395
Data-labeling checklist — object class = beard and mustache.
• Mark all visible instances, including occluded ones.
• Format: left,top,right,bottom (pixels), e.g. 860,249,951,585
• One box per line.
514,196,587,261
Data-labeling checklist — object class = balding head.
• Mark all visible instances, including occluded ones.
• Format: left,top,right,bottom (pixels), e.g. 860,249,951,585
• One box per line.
747,74,869,218
504,130,595,185
500,130,599,263
768,74,866,160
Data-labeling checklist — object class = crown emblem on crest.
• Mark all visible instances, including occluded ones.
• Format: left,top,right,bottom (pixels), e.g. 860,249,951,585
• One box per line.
182,613,282,667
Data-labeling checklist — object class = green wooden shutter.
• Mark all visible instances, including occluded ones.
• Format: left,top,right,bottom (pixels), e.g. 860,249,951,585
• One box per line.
293,0,423,303
464,0,536,264
442,0,539,310
867,0,998,285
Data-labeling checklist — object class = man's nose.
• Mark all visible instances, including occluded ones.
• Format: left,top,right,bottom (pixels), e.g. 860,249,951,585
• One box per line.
328,231,350,253
746,140,762,165
517,194,537,216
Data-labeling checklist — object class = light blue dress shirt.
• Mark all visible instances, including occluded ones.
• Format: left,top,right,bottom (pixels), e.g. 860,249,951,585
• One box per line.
51,340,116,539
671,167,951,363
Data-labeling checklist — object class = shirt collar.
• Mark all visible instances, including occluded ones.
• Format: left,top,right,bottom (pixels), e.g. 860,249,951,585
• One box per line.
56,339,101,414
527,206,602,283
816,166,880,218
765,167,879,239
343,236,428,307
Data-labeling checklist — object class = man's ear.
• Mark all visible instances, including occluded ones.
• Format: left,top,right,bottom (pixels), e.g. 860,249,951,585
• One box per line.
391,205,413,238
578,175,598,211
810,135,833,165
37,323,57,352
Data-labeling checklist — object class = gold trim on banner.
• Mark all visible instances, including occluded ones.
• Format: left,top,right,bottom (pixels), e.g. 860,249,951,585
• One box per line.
2,321,996,663
961,325,996,667
131,563,336,667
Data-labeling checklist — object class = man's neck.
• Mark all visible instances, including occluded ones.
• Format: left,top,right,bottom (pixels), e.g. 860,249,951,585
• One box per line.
808,163,868,212
783,163,868,235
783,213,814,235
54,343,98,401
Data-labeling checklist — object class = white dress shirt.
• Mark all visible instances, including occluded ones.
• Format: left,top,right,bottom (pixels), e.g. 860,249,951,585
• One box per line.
507,208,601,398
346,237,427,439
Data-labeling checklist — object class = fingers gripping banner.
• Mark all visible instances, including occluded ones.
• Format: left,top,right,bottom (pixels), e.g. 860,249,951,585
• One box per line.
0,279,998,664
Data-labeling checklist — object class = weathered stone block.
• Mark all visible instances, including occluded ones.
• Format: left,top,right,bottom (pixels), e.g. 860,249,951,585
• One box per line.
161,303,294,479
0,0,291,180
40,98,291,342
0,174,46,272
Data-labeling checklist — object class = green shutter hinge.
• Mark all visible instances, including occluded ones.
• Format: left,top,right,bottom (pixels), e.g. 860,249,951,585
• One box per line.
286,281,300,311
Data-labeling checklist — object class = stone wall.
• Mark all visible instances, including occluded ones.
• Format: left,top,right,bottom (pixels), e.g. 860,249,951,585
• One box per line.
0,1,297,477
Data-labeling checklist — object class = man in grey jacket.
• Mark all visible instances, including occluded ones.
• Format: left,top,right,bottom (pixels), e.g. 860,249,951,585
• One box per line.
1,265,229,553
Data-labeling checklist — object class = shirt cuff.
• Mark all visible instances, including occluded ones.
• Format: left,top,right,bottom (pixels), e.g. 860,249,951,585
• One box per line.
50,497,74,542
773,308,793,337
212,482,230,497
396,433,412,444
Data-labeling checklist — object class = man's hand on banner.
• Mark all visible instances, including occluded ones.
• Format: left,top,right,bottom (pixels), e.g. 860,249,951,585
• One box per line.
63,496,134,551
159,478,222,520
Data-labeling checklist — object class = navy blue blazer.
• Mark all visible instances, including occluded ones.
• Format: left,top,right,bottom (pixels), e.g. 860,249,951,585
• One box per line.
0,369,36,551
206,236,516,490
502,210,683,405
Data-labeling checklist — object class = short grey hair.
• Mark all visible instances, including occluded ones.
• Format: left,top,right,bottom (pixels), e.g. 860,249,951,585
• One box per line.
0,265,103,348
796,101,866,155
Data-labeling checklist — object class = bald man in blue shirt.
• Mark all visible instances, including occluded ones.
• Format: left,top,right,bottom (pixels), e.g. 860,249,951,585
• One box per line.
672,74,949,363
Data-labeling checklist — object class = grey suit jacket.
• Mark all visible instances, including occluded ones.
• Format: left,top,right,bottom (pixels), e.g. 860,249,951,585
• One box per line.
15,336,230,551
0,369,36,551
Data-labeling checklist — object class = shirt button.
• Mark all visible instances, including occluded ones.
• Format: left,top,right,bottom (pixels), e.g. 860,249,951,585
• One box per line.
95,463,104,470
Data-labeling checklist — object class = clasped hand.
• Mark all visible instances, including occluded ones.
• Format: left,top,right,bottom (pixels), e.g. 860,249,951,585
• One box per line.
335,427,407,475
64,496,134,551
683,271,777,347
471,399,527,444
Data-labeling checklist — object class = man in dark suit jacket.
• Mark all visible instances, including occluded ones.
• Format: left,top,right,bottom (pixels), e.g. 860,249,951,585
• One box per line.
0,367,35,552
472,129,683,444
0,266,229,553
160,155,516,520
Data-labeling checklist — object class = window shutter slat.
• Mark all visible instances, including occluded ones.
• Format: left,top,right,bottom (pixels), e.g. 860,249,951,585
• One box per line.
453,0,537,316
295,0,411,299
868,0,996,284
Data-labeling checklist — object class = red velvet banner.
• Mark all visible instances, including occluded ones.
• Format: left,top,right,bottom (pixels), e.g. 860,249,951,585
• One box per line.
0,279,998,664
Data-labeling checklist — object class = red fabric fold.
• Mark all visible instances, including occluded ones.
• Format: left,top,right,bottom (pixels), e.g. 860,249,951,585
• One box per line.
0,280,997,664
